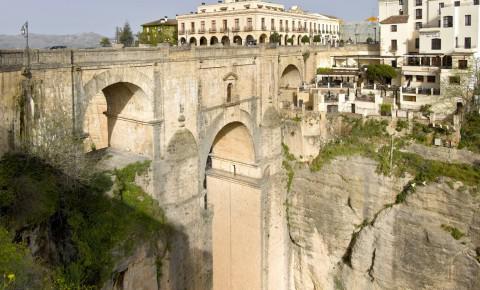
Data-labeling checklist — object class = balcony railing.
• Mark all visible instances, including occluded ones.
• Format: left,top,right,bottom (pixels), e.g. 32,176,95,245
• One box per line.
244,26,253,32
356,94,375,102
232,26,240,32
179,30,186,35
188,29,196,34
261,25,267,31
402,87,441,95
198,29,206,34
279,27,284,32
219,27,228,33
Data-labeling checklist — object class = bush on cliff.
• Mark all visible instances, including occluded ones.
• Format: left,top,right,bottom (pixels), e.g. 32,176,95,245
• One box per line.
0,154,169,289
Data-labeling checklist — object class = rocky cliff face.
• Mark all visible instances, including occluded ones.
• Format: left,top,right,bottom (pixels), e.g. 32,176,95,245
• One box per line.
288,156,480,290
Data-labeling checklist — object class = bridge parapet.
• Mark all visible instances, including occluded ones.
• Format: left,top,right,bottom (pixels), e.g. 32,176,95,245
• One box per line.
0,44,379,72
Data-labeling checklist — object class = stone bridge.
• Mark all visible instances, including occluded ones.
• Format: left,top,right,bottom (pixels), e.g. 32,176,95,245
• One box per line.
0,44,379,290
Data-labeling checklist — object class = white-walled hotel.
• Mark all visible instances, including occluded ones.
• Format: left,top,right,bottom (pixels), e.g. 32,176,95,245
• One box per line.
176,0,341,46
379,0,479,110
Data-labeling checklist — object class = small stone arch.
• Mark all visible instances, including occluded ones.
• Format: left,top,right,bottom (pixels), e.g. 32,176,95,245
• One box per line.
166,129,198,161
280,64,302,88
284,35,289,45
297,35,302,45
246,35,255,45
180,37,187,45
200,37,208,46
259,34,267,44
189,37,197,46
233,35,242,45
210,36,219,45
221,36,230,46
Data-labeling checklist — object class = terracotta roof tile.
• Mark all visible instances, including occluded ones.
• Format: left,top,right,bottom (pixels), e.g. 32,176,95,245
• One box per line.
380,15,409,24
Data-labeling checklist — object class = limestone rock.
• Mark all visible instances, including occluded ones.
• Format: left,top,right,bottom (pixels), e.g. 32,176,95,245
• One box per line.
289,156,480,290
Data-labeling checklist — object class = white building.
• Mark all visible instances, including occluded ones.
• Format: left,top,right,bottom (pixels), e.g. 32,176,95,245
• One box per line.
176,0,341,46
379,0,480,112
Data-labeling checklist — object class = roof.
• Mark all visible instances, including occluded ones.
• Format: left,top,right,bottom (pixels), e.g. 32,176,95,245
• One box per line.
380,15,409,24
142,19,178,27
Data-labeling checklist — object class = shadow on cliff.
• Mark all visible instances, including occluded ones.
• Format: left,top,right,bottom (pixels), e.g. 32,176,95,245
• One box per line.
0,152,212,290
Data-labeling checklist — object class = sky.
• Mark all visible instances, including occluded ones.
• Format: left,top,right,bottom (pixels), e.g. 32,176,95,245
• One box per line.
0,0,378,36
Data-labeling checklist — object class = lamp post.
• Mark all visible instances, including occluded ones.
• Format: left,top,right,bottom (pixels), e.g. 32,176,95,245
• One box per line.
21,21,31,78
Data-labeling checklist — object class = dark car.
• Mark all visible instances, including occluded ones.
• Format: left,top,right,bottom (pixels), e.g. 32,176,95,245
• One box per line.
49,45,67,50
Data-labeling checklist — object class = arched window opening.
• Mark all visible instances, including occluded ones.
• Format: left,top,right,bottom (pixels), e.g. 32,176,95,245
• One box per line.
227,83,233,103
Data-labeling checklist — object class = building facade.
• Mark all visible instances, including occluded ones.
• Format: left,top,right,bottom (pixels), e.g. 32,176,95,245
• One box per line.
140,18,178,46
379,0,480,111
176,0,341,46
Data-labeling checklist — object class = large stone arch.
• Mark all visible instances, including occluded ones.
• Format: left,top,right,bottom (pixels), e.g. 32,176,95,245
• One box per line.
80,68,154,134
200,109,258,178
205,115,262,290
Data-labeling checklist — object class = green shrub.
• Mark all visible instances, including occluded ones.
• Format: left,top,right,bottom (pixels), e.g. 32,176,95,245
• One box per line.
459,111,480,153
316,67,333,75
380,103,392,116
441,224,465,240
396,119,408,132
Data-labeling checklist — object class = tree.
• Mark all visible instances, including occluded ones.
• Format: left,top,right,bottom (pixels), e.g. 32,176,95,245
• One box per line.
286,37,294,45
301,35,310,44
99,37,111,47
365,64,397,86
269,32,281,44
441,56,480,112
119,22,134,47
313,35,321,43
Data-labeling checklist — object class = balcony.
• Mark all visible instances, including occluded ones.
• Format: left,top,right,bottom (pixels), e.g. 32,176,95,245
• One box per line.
244,26,253,32
285,28,290,32
188,29,196,34
271,27,276,31
219,27,228,33
261,25,267,31
198,29,206,34
179,30,186,35
209,28,217,33
232,26,240,32
404,56,451,68
402,87,441,95
279,27,284,32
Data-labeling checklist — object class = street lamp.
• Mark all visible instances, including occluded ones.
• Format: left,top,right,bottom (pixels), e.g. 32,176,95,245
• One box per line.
21,21,31,78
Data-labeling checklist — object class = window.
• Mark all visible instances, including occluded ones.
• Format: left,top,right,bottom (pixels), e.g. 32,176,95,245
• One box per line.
454,1,460,6
191,22,195,32
475,0,479,5
427,76,436,83
465,37,472,49
399,0,404,5
391,25,397,32
416,9,423,19
415,22,423,30
227,83,233,103
405,75,413,81
459,59,468,69
181,23,185,32
261,18,266,30
416,0,422,6
415,38,420,49
271,18,275,30
449,76,460,84
399,9,404,15
416,75,424,82
465,15,472,26
443,16,453,27
432,38,441,50
234,18,239,30
211,20,216,30
222,19,227,30
200,21,205,32
246,18,252,30
391,39,398,51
